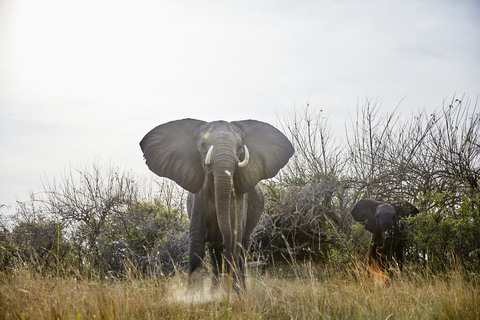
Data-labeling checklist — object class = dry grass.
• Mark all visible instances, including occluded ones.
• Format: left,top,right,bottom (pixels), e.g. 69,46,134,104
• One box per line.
1,262,479,319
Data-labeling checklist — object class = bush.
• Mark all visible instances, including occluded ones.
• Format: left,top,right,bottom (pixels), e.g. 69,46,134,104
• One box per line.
104,198,189,276
407,188,480,270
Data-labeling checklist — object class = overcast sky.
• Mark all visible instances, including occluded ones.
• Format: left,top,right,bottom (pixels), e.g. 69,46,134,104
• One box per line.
1,0,479,214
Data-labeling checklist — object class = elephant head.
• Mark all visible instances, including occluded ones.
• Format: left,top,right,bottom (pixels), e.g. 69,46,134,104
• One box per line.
351,199,419,269
140,119,294,195
140,118,294,293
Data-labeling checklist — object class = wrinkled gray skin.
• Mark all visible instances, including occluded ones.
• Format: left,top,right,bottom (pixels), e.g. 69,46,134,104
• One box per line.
351,199,419,270
140,119,294,294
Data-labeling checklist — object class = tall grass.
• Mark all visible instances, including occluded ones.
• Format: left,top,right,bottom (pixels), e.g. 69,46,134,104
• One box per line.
1,259,478,319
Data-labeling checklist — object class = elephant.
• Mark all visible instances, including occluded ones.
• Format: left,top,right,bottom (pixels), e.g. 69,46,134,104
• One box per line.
351,199,419,270
140,118,294,294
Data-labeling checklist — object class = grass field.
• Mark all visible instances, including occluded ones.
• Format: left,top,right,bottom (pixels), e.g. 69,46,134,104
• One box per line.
1,261,479,319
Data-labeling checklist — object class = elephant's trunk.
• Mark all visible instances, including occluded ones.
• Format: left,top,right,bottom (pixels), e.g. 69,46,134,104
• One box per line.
377,232,393,259
214,170,233,249
211,145,237,252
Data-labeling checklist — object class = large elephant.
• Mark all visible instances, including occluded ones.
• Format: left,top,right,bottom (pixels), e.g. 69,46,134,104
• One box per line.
140,119,294,293
351,199,419,270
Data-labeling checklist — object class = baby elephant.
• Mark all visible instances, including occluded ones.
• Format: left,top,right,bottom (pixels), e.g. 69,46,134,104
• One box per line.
351,199,419,270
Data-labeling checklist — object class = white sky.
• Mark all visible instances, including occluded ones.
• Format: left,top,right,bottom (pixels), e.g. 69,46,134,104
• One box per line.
1,0,479,214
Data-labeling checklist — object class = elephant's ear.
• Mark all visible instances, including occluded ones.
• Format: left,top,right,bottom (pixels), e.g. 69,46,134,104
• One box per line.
351,199,381,233
391,201,419,220
140,119,207,193
231,120,294,193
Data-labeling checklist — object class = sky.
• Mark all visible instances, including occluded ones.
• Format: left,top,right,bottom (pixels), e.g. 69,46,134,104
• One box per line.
1,0,479,215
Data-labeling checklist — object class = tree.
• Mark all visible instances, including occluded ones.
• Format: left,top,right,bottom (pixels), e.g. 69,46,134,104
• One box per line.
252,107,357,263
253,96,479,268
40,162,138,269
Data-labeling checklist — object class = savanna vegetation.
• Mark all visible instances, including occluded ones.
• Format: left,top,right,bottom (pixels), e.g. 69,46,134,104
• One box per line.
1,96,479,319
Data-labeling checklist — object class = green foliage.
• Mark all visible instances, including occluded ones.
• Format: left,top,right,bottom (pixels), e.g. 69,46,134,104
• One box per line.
121,199,182,253
346,222,371,257
93,197,189,276
13,220,66,272
4,187,188,277
406,188,480,270
327,223,371,267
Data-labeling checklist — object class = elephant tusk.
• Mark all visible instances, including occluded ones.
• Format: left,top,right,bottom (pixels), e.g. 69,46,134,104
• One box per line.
238,145,249,167
205,145,213,165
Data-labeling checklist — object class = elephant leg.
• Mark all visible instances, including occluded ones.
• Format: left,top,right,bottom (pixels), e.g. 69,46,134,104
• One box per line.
367,234,377,266
367,244,376,265
188,240,205,294
376,249,387,271
244,187,264,240
395,241,404,271
230,194,248,292
223,248,245,293
220,244,248,294
187,196,207,295
188,249,205,295
235,247,247,291
214,193,245,292
208,242,223,289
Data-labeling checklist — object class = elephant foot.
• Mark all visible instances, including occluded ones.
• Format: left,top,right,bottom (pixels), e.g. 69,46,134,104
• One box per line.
209,274,223,295
187,269,204,296
228,272,246,295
